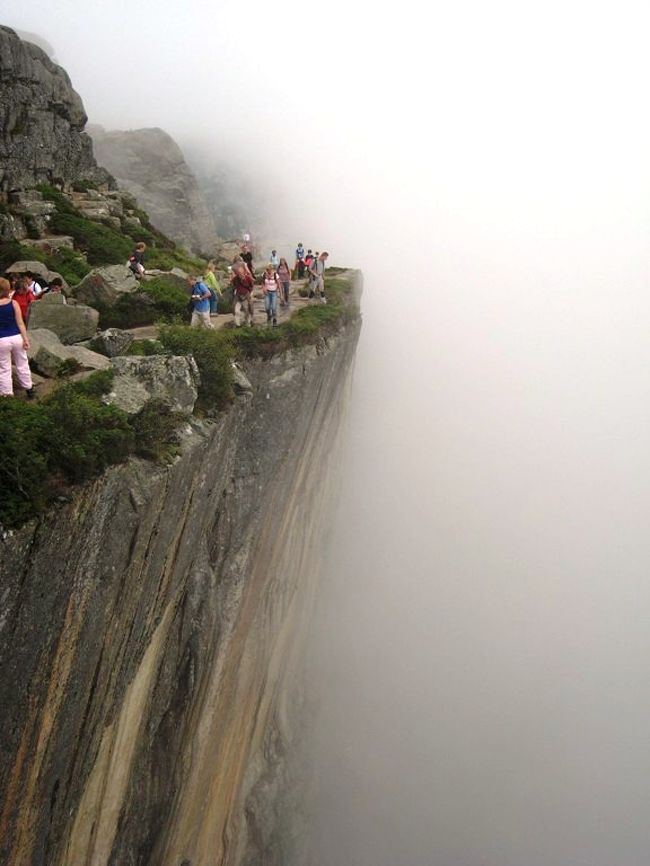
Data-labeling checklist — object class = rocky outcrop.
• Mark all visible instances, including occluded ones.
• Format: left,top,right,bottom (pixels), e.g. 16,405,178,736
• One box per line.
105,355,200,415
29,294,99,344
27,328,110,377
89,125,218,255
5,260,68,289
0,27,112,193
71,264,139,307
88,328,134,358
0,319,360,866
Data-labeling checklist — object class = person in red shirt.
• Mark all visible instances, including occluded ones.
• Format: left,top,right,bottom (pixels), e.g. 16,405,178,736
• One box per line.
12,277,37,325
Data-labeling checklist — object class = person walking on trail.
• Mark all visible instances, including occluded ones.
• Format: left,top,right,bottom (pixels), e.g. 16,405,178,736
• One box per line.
188,276,214,329
262,264,280,326
0,278,34,398
295,242,305,278
309,251,329,302
203,261,222,315
232,263,255,327
128,242,147,278
277,258,292,306
270,250,280,269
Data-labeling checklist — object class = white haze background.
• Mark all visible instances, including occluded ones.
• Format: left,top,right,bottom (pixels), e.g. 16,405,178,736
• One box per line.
5,1,650,863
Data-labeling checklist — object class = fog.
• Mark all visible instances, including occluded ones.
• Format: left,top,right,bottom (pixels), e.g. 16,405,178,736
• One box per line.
5,1,650,863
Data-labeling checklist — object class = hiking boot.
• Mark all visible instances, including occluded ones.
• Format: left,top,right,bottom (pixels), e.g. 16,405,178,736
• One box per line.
25,388,35,400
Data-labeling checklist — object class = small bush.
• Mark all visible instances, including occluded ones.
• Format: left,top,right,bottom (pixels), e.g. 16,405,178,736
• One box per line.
132,399,183,462
140,277,190,320
50,213,132,265
56,358,82,378
127,339,166,356
158,325,235,412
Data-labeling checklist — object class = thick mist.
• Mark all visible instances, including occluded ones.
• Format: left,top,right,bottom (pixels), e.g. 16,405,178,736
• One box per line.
5,1,650,863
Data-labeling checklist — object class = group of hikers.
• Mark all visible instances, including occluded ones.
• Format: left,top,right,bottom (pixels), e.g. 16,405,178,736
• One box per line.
186,241,330,330
0,238,330,397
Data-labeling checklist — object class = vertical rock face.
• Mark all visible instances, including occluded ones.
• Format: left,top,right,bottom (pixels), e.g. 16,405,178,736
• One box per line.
0,27,112,192
0,321,360,866
88,125,219,255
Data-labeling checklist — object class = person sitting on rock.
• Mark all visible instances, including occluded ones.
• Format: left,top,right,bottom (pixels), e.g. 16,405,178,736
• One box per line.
187,276,214,329
12,277,37,325
231,262,255,327
0,277,33,398
49,277,67,304
203,261,222,316
128,242,147,278
262,264,280,326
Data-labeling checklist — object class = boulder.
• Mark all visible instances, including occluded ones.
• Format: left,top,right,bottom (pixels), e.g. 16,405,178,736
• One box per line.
21,235,75,253
27,329,110,378
4,260,69,290
72,264,139,307
88,328,134,358
104,355,200,415
29,295,99,344
231,362,253,394
142,267,188,289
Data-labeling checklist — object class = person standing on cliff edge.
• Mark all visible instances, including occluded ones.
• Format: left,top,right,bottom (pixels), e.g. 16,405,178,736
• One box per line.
0,277,33,398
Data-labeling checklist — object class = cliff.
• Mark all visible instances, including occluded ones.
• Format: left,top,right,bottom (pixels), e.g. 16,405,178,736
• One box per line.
0,315,361,866
0,27,112,194
88,126,219,256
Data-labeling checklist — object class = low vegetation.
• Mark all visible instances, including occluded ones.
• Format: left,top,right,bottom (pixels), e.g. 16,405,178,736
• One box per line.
0,370,184,528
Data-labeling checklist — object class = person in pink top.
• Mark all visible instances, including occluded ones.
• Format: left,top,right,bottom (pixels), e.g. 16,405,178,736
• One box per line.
0,277,33,398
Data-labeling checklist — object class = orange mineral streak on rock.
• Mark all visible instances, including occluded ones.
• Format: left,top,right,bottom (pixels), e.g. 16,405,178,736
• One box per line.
5,587,90,866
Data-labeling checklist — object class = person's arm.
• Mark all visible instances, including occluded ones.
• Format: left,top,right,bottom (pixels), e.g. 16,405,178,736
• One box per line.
12,300,30,350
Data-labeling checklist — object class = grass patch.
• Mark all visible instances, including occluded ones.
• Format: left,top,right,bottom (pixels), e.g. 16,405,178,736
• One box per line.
127,339,165,356
94,276,191,329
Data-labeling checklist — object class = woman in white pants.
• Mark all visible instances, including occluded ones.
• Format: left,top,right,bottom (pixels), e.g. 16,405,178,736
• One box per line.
0,277,33,398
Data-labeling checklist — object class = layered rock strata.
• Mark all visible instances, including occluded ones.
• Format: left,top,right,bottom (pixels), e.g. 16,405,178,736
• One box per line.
0,319,360,866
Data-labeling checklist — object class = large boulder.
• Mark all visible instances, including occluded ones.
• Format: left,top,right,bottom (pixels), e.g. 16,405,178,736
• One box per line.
27,328,110,378
143,267,189,289
5,260,69,290
72,264,139,307
104,355,199,415
88,328,134,358
29,293,98,343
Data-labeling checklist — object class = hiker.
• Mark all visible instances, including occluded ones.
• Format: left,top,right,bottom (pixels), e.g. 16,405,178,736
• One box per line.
304,249,314,270
49,277,67,303
270,249,280,269
243,231,251,243
295,242,305,278
309,251,329,302
231,263,255,327
241,245,254,277
187,276,214,329
12,277,37,325
128,242,146,278
203,261,222,315
26,272,45,297
0,277,33,398
262,264,280,326
277,257,292,306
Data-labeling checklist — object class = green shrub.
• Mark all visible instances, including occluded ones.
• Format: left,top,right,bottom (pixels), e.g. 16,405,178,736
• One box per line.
56,358,82,378
50,212,132,265
127,339,166,356
158,324,235,412
140,277,190,320
132,399,183,462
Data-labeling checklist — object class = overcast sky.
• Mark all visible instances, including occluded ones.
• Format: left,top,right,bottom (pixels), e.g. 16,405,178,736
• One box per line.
5,2,650,864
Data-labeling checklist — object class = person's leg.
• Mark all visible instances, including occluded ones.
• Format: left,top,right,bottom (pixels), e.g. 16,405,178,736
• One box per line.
283,282,290,305
10,335,33,391
270,291,278,324
264,293,271,322
0,337,13,396
200,311,214,329
246,296,254,325
209,289,218,315
191,310,200,328
234,298,242,326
